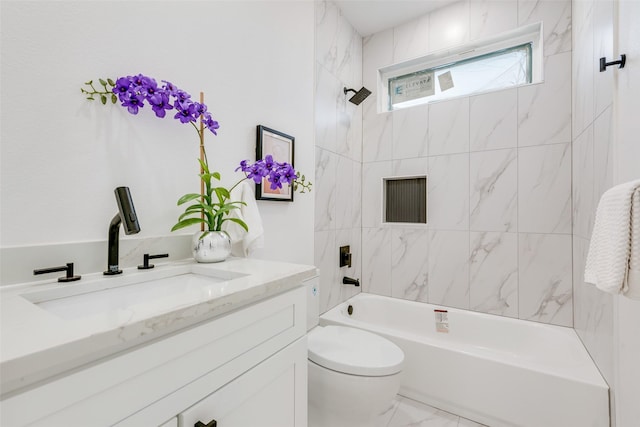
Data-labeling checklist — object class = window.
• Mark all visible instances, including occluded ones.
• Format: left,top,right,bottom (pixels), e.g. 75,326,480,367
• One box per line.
379,22,542,112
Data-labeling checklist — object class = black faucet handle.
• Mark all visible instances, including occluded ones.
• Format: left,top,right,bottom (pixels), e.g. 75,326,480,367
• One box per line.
34,262,81,283
138,253,169,270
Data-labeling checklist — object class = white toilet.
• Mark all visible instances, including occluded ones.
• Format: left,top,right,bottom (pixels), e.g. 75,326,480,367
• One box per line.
305,276,404,427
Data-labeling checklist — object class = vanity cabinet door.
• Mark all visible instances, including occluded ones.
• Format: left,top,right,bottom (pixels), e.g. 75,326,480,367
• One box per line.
179,337,307,427
159,417,178,427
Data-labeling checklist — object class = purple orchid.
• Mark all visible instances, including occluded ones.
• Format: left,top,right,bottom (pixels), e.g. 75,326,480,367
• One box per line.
105,74,219,136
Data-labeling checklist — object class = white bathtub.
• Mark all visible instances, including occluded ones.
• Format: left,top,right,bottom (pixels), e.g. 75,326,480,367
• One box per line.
319,293,609,427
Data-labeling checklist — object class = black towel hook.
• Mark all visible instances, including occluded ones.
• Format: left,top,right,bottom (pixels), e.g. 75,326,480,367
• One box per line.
600,54,626,72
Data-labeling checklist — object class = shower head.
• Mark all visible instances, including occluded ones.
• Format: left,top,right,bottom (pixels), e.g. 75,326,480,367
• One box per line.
344,86,372,105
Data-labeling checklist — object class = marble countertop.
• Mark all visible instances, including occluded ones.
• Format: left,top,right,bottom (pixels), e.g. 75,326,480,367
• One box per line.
0,258,316,397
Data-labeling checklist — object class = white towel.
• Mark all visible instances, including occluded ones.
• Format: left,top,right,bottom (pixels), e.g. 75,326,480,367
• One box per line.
222,181,264,257
584,179,640,296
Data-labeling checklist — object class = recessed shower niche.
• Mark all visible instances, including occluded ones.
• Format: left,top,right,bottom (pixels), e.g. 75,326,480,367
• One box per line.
383,176,427,224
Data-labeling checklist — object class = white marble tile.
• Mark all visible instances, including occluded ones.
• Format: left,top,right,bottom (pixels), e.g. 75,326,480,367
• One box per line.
391,228,429,303
428,0,470,53
428,230,470,310
572,127,595,239
469,0,518,41
429,97,470,156
337,227,362,302
362,227,392,296
593,106,613,201
315,147,337,232
572,236,615,385
347,103,363,162
337,100,360,159
392,157,429,178
518,52,572,147
518,0,572,56
314,229,339,314
393,104,429,160
387,395,459,427
362,161,392,228
363,102,393,162
335,156,354,231
336,11,359,88
470,148,517,232
518,143,571,234
351,161,363,229
393,14,429,63
469,88,517,152
518,233,572,326
315,63,338,153
350,30,363,96
572,0,595,137
363,29,393,97
470,231,518,318
593,0,614,118
428,153,469,230
315,0,339,73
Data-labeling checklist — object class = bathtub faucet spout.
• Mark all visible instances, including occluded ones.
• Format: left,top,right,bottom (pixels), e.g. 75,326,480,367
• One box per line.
342,276,360,287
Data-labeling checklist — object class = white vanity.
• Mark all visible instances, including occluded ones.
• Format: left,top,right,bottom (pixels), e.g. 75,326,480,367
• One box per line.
0,258,316,427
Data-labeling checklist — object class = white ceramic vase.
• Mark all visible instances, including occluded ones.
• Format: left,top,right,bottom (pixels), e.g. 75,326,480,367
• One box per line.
192,230,231,263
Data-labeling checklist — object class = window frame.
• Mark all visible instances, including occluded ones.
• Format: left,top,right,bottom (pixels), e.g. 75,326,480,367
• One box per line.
377,22,543,112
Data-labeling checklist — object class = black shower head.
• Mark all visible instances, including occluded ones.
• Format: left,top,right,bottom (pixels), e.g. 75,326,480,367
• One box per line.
344,86,372,105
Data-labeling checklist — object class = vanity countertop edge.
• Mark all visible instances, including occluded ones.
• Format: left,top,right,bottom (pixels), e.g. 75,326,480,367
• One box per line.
0,257,317,397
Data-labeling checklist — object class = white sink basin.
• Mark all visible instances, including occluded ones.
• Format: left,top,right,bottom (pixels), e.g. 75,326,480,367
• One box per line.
21,265,248,320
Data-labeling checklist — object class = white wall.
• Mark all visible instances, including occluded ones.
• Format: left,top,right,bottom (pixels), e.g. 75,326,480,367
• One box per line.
0,1,315,283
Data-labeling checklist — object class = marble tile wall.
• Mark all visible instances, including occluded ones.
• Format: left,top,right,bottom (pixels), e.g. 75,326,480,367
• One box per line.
315,1,363,313
571,0,615,419
360,0,574,326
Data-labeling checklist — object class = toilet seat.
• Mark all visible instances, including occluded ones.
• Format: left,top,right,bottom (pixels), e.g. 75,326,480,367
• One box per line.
307,325,404,376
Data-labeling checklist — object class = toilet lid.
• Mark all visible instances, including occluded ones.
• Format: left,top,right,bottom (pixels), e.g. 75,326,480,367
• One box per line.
307,325,404,376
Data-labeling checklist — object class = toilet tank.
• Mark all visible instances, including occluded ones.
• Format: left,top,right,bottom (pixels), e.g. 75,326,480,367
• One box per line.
303,273,320,331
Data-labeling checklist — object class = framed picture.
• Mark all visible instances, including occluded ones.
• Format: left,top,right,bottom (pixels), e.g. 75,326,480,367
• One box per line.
256,125,295,201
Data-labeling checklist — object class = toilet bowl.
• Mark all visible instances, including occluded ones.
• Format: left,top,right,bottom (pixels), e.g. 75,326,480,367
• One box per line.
305,276,404,427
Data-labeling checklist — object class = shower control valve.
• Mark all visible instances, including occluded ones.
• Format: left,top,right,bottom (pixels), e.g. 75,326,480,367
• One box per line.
339,245,352,268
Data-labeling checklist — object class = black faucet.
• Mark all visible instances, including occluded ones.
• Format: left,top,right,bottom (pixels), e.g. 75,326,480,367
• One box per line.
104,187,141,275
342,276,360,287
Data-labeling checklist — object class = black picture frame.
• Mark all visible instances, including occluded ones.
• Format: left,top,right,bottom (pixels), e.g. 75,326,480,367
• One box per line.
255,125,295,202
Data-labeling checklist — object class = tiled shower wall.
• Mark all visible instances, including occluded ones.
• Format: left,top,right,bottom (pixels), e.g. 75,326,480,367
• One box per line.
314,1,363,313
571,0,616,418
360,0,574,326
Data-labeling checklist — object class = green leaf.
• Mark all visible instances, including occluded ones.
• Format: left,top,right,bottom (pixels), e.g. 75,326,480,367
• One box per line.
214,187,230,199
111,94,117,104
86,97,94,101
212,172,221,180
107,78,115,86
100,95,107,105
198,158,210,174
222,217,249,232
176,193,202,205
85,80,93,85
99,78,107,87
171,217,205,232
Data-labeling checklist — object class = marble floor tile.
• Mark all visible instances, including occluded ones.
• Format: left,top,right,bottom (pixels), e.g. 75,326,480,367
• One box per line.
377,395,489,427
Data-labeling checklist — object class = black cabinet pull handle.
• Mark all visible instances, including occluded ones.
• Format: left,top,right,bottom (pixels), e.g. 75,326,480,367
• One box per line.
194,420,217,427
